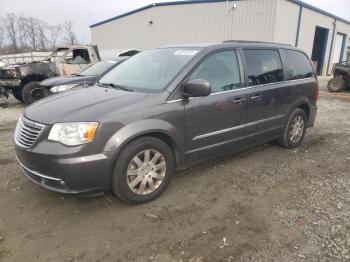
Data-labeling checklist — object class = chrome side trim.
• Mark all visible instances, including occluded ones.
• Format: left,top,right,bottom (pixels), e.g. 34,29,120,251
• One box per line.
166,77,316,103
193,114,284,141
187,125,284,155
16,156,62,182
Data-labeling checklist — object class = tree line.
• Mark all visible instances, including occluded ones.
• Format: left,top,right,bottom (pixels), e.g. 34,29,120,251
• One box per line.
0,13,79,55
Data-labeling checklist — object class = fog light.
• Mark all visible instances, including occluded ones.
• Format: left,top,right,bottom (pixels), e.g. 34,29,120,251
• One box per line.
59,180,66,186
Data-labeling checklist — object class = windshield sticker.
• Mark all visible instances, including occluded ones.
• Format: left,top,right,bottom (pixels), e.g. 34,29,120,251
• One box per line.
174,50,198,56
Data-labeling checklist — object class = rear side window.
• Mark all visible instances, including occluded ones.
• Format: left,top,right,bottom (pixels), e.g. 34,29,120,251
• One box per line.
243,49,284,86
189,50,241,93
284,50,314,80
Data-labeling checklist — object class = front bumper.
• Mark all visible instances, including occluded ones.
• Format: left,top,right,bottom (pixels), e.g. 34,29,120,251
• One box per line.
15,145,113,195
0,79,21,88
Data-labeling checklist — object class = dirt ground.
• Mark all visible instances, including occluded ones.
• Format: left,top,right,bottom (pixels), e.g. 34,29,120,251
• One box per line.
0,89,350,262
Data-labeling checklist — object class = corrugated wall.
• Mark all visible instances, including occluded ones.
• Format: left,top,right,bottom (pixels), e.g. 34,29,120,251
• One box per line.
91,0,278,50
273,0,299,46
275,0,350,75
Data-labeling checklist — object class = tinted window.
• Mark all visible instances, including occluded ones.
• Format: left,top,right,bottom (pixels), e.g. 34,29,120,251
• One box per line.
244,49,284,86
189,51,241,93
284,50,314,80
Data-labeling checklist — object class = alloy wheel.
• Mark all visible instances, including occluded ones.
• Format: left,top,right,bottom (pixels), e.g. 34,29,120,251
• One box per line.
126,149,166,195
289,115,304,144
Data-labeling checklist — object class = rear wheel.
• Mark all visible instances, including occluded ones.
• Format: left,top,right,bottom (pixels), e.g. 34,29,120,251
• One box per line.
22,81,50,104
278,108,307,149
111,136,174,204
327,76,346,92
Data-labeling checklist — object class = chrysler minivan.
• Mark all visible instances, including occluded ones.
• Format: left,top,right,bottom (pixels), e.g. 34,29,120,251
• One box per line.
14,41,318,204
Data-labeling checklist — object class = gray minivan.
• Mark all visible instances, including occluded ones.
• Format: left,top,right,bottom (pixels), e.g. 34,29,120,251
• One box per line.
14,41,318,204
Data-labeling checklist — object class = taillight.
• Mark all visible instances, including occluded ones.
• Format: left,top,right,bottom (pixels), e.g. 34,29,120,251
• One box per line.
315,81,320,101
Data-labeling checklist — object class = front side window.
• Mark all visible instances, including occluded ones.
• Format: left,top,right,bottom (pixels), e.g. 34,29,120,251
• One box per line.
284,50,314,80
244,49,284,86
100,48,199,92
189,50,241,93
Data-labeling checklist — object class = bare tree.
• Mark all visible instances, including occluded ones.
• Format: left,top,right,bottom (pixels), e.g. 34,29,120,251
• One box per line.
36,19,48,50
63,20,76,45
26,17,38,50
47,25,62,50
0,14,73,54
2,13,18,53
17,15,28,49
0,25,4,49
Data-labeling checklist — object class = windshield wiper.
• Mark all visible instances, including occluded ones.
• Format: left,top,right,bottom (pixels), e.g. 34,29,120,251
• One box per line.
97,81,134,92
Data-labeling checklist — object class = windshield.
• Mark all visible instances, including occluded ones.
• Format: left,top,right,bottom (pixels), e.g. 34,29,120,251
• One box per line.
79,60,118,76
99,48,200,92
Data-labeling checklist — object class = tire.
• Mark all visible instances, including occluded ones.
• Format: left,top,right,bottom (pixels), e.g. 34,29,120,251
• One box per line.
111,136,175,204
327,76,346,92
22,81,50,105
278,108,307,149
11,87,24,102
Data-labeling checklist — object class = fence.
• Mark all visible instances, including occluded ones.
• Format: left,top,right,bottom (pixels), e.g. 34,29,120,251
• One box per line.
0,52,52,65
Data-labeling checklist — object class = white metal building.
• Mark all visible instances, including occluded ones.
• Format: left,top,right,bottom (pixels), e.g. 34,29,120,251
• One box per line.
90,0,350,76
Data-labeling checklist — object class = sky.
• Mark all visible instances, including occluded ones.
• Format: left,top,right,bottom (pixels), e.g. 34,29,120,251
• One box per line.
0,0,350,44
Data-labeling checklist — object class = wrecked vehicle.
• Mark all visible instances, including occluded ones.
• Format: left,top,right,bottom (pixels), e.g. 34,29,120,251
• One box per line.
0,45,100,104
327,60,350,92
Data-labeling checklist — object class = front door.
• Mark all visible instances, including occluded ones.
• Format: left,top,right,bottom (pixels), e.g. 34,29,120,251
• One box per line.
242,49,288,142
184,50,247,162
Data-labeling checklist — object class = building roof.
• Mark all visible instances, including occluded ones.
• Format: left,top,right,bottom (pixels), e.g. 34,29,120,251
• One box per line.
90,0,350,28
289,0,350,25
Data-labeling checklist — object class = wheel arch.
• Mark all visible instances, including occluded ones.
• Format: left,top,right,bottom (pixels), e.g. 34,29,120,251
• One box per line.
104,119,185,174
297,103,310,120
285,97,312,123
20,74,47,87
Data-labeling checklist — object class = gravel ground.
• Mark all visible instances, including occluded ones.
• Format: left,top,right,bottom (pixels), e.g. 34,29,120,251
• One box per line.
0,91,349,262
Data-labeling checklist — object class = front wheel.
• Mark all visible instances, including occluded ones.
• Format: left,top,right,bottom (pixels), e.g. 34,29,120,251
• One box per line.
22,81,50,105
111,136,175,204
278,109,307,149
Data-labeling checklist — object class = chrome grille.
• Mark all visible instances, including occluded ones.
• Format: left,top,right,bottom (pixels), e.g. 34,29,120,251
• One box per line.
15,116,45,149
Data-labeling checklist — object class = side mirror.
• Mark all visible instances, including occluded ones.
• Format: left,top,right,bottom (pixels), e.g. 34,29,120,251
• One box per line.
183,79,211,98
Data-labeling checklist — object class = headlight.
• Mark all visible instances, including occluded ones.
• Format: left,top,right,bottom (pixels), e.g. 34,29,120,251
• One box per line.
50,84,78,93
48,122,99,146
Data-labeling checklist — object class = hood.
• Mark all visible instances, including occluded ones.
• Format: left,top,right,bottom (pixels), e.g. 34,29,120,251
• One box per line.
40,75,97,87
24,85,151,124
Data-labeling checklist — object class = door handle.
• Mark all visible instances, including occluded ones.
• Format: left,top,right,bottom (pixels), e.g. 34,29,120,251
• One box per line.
232,97,245,104
250,94,263,101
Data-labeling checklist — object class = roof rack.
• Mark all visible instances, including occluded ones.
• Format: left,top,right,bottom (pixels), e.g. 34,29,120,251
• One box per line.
222,40,293,46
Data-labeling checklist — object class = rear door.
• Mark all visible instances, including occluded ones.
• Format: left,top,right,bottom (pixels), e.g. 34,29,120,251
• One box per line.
242,49,289,142
184,50,247,162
